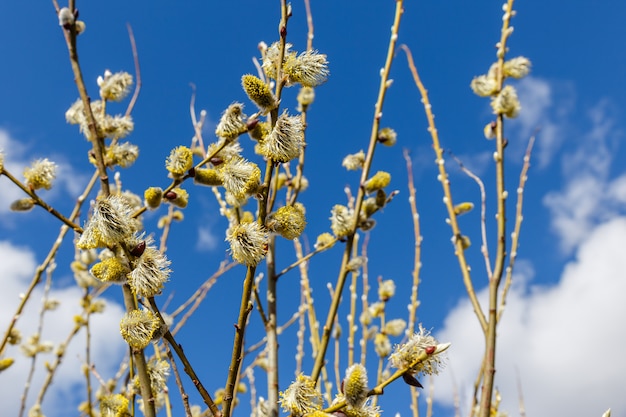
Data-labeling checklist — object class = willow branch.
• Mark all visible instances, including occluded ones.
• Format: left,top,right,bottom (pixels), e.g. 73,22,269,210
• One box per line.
400,44,487,332
403,149,423,335
498,132,535,322
148,298,221,417
311,0,404,384
479,2,516,416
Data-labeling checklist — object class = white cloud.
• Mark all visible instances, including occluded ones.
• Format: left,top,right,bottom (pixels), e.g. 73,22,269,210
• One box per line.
510,76,572,169
543,101,625,254
197,225,220,251
511,76,563,168
0,241,126,417
434,217,626,417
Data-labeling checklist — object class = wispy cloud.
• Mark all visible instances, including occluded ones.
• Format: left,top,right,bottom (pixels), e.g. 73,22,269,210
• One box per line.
509,76,573,169
197,224,221,251
543,100,624,254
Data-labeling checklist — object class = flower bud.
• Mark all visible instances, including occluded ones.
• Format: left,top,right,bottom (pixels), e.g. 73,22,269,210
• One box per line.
10,198,35,212
453,202,474,215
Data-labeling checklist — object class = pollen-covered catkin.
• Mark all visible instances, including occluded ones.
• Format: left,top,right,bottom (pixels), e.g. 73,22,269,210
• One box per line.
242,74,277,113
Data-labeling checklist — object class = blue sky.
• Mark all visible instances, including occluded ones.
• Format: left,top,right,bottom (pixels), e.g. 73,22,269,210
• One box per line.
1,1,626,417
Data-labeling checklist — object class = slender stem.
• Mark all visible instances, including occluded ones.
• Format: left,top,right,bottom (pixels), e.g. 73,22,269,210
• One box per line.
266,237,279,417
124,23,142,118
222,267,256,417
19,267,55,417
403,149,422,336
347,234,360,366
33,321,83,412
303,0,314,52
311,0,404,384
400,44,487,332
359,234,371,366
478,1,516,415
170,261,235,335
57,5,110,195
165,341,192,417
275,238,336,280
253,284,269,326
498,133,535,322
449,153,492,279
84,290,94,417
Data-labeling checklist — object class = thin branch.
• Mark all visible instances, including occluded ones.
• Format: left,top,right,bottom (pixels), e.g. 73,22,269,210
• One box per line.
479,1,517,415
19,265,55,417
400,44,487,332
124,23,141,117
164,342,193,417
303,0,315,51
170,261,235,334
498,132,536,322
275,239,336,279
56,4,110,196
1,169,82,232
402,149,423,336
311,0,405,384
449,152,492,278
149,298,221,417
222,266,256,417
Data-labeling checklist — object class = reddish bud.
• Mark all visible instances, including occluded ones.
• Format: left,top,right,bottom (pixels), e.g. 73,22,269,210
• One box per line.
425,345,436,355
280,26,287,38
210,156,224,166
164,191,177,200
130,241,146,257
246,118,259,130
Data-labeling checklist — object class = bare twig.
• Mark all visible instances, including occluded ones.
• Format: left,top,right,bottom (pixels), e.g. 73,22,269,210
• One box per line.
401,44,486,333
479,2,517,415
164,342,193,417
149,298,221,417
311,0,405,384
498,132,536,322
124,23,141,117
403,149,423,336
449,152,492,278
